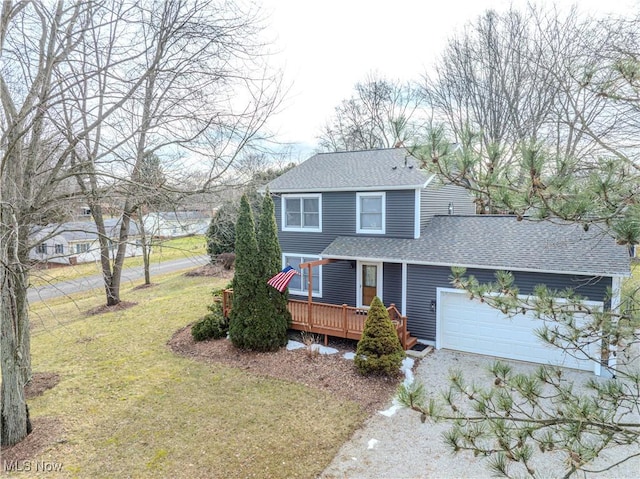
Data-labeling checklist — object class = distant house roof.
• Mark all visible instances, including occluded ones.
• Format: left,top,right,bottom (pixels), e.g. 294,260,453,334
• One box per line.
322,216,631,277
266,148,430,193
33,219,140,242
147,211,211,222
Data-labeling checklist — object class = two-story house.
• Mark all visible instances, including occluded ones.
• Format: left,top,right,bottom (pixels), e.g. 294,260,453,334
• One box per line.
265,148,631,375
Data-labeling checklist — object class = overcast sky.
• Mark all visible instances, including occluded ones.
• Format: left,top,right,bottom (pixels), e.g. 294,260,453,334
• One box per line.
258,0,636,158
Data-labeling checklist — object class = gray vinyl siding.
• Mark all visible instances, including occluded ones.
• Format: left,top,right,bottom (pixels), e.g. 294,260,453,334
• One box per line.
316,260,356,305
289,260,402,310
385,190,415,238
383,263,403,310
275,191,413,306
406,264,613,342
274,190,416,256
275,193,349,255
420,183,476,230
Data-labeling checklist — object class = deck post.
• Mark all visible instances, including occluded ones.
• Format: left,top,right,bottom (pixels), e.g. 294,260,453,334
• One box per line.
223,289,232,318
342,304,348,338
402,315,408,349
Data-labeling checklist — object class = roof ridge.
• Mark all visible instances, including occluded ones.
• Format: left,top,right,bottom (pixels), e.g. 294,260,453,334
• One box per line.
315,147,408,155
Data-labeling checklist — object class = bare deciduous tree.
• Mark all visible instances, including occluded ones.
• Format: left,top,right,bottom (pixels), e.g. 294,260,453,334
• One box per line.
318,73,423,152
0,0,91,446
421,6,630,214
62,0,281,305
1,0,280,446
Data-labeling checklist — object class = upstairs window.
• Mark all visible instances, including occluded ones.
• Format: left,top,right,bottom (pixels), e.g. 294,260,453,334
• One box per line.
282,194,321,232
356,192,385,234
54,244,64,254
36,243,47,254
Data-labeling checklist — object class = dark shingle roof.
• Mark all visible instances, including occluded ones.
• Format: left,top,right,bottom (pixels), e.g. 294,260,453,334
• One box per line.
266,148,430,192
321,216,631,277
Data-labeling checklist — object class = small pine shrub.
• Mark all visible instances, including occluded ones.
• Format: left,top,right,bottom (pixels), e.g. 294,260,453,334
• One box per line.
355,296,405,376
192,301,229,341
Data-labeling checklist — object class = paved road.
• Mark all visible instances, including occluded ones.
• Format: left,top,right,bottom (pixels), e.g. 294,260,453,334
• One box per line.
28,255,209,303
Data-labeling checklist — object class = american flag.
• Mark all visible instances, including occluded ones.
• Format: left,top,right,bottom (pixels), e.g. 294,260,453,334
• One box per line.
267,266,299,292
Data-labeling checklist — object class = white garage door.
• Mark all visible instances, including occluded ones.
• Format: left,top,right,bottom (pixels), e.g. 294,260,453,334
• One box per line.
437,290,600,372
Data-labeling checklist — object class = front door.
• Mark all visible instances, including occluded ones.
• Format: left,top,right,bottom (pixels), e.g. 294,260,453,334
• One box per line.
358,262,382,307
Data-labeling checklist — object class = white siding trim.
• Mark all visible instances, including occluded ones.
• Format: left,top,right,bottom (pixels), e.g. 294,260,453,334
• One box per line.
607,276,625,375
401,262,407,316
268,184,426,193
414,189,421,239
611,276,623,312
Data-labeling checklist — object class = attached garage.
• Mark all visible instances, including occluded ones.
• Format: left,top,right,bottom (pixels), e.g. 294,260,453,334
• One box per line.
436,288,602,374
321,216,630,377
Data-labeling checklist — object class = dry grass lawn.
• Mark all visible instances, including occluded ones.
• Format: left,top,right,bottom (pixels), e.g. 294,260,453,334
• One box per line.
18,272,365,478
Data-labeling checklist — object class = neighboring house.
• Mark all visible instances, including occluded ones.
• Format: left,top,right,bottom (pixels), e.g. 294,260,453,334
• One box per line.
265,148,631,375
142,211,211,238
30,219,142,266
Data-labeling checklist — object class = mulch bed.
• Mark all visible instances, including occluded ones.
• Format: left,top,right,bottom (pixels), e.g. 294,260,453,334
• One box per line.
168,325,404,415
1,373,64,469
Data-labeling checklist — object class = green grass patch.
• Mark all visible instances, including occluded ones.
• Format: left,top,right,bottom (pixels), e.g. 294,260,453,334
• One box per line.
25,272,364,478
30,236,207,287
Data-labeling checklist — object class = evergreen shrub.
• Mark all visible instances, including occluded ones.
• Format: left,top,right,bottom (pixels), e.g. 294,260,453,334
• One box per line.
192,301,229,341
355,296,405,376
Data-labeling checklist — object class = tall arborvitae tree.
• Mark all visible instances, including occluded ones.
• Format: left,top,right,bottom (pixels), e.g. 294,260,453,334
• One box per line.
255,191,291,346
228,195,260,349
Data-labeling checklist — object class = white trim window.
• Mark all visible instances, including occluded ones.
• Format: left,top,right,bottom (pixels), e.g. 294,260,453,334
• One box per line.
283,253,322,297
356,192,385,234
282,194,322,232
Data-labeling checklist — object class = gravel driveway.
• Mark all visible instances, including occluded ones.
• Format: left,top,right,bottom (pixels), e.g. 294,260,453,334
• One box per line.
321,349,640,479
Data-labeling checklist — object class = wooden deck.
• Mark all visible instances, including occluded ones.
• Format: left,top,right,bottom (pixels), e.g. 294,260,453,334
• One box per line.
222,289,418,350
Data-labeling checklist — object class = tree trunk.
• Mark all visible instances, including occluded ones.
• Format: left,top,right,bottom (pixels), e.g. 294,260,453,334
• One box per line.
89,203,121,306
137,209,152,285
0,211,29,446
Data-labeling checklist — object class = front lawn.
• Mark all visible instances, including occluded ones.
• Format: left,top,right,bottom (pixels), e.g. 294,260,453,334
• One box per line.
22,272,364,478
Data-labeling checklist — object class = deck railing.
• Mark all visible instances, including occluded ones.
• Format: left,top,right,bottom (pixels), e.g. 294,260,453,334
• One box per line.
222,289,415,349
